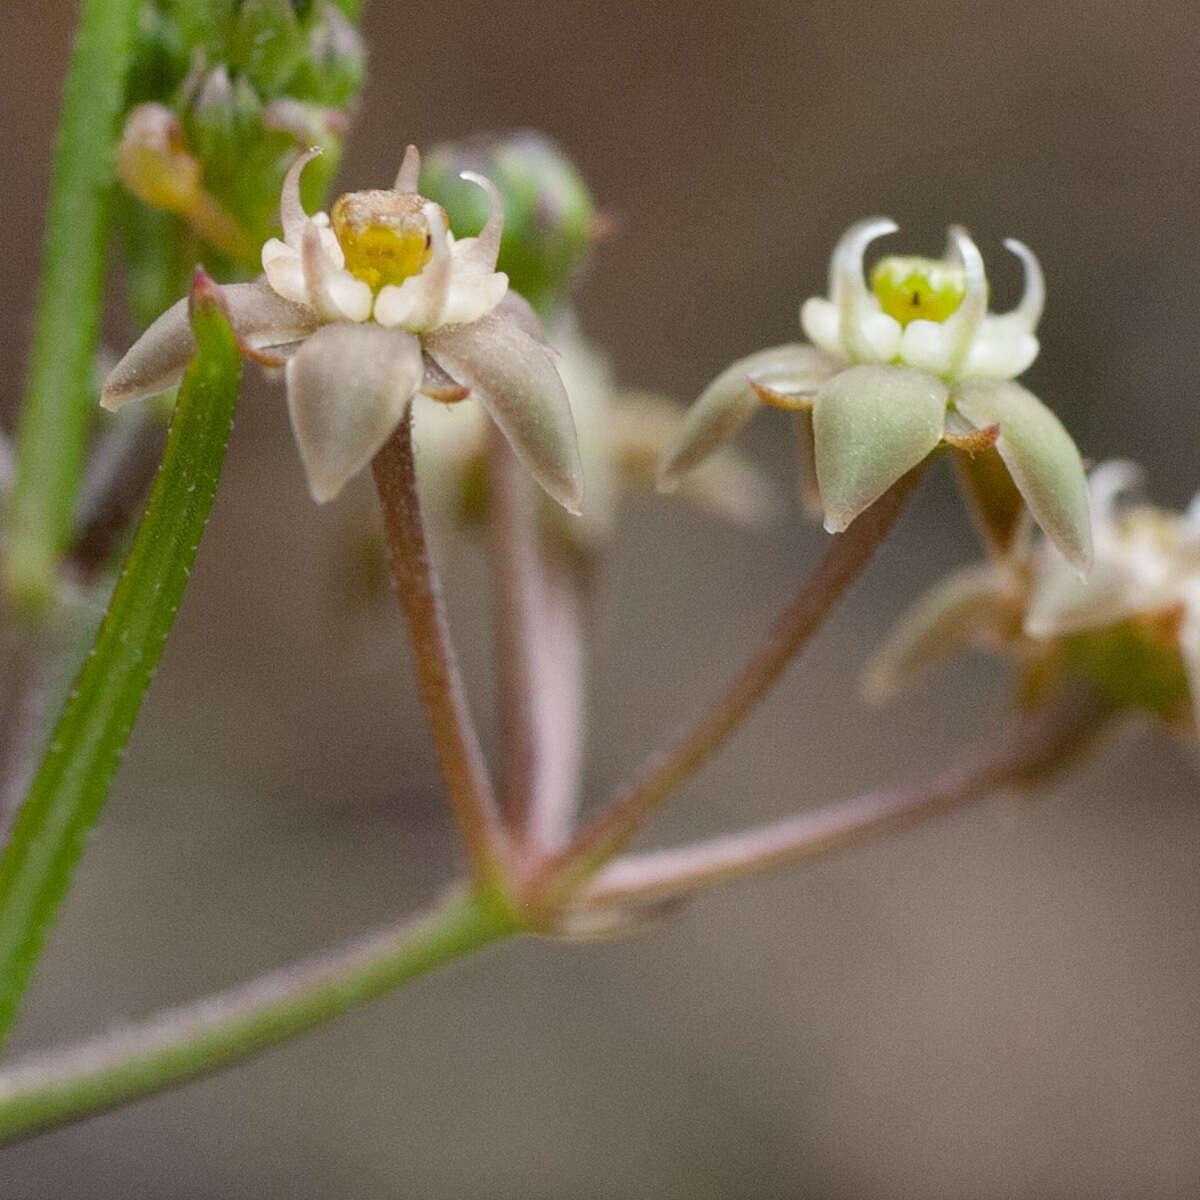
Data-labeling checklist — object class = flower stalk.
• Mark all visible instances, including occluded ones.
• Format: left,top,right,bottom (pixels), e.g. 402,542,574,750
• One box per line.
582,683,1114,907
0,885,518,1143
372,410,509,886
534,463,926,900
0,279,242,1051
487,425,588,858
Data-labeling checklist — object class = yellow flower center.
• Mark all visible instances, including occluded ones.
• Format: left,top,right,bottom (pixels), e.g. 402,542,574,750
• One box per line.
331,190,439,291
870,255,966,326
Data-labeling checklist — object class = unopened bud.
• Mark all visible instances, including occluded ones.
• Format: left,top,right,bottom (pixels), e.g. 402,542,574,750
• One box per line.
420,131,597,317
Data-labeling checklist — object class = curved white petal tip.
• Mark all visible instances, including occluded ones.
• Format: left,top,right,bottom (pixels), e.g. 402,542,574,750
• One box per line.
394,144,421,192
281,146,323,246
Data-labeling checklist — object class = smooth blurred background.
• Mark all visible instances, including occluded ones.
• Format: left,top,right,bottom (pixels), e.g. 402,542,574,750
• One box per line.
4,1,1200,1196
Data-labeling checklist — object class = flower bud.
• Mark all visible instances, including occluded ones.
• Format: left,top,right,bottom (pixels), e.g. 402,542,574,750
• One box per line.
419,131,597,317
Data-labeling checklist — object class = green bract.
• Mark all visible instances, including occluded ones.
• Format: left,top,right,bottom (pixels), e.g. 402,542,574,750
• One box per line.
660,219,1093,571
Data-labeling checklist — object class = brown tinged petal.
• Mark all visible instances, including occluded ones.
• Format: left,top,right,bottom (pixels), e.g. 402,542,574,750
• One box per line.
424,312,583,513
952,379,1093,573
812,364,947,533
101,279,318,410
658,343,839,491
285,324,424,503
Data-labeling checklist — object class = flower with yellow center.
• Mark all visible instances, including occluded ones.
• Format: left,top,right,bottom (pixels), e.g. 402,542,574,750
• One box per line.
102,145,583,510
660,219,1092,571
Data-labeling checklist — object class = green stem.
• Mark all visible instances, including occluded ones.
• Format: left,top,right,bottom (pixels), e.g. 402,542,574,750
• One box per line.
0,886,517,1142
0,288,242,1051
3,0,144,612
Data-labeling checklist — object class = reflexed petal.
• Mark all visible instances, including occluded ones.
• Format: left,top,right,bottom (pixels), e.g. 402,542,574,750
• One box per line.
812,364,947,533
101,279,318,409
953,379,1092,572
285,324,423,502
1001,238,1045,330
830,217,898,362
658,344,839,489
862,564,1009,701
425,313,583,512
451,171,504,273
940,226,988,377
281,146,323,247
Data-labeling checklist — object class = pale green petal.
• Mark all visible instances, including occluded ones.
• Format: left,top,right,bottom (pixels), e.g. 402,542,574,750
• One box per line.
101,279,317,410
953,379,1092,572
658,343,839,490
862,564,1009,701
425,312,583,513
285,324,423,502
812,364,947,532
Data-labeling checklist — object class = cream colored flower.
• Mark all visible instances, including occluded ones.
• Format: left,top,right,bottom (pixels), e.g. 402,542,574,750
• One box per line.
102,145,583,510
660,219,1091,570
865,462,1200,737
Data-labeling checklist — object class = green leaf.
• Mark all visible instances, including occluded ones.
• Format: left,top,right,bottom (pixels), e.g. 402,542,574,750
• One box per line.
3,0,145,613
813,365,947,532
0,284,242,1050
952,379,1093,572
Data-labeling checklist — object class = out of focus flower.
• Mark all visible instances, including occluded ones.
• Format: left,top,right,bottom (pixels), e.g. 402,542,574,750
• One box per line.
101,146,583,509
660,219,1092,570
864,462,1200,740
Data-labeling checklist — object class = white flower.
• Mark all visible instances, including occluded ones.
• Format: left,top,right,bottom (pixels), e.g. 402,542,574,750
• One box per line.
865,461,1200,738
102,145,583,510
1024,466,1200,734
661,219,1091,570
799,218,1042,382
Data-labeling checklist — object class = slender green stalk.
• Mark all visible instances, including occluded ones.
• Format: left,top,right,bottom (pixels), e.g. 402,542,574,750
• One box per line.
4,0,145,612
0,286,242,1051
0,886,517,1142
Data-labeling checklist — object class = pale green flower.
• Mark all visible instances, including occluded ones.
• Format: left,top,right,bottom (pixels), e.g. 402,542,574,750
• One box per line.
102,146,583,510
660,219,1092,570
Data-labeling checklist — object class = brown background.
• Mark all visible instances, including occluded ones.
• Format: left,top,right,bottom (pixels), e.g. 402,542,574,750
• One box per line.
4,1,1200,1196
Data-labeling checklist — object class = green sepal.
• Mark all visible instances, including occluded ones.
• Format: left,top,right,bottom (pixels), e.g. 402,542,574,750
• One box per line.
812,364,947,533
952,379,1092,573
